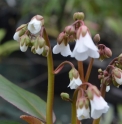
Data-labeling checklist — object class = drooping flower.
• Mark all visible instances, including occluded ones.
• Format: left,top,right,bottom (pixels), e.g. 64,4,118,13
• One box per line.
28,18,42,34
71,32,99,61
19,34,30,52
13,31,20,41
90,94,109,119
68,77,82,89
68,68,82,89
20,43,28,52
13,24,27,42
112,67,122,86
77,106,90,120
35,47,44,55
53,42,72,57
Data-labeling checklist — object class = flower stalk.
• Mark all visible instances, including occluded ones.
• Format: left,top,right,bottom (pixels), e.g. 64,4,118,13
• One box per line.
43,28,54,124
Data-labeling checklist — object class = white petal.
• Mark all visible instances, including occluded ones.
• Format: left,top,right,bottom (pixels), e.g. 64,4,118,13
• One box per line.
106,86,110,92
13,31,20,41
75,38,88,53
83,32,98,51
87,49,100,58
60,43,72,56
90,94,109,119
68,77,82,89
114,74,122,85
53,42,71,57
71,50,88,61
77,106,90,120
28,19,41,34
53,44,61,54
20,43,28,52
35,47,44,55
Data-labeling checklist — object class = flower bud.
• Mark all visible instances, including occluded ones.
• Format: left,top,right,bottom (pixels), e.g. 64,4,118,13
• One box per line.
69,68,79,80
42,45,49,57
68,68,82,89
19,34,30,52
93,34,100,43
60,92,70,101
32,15,44,26
57,32,65,44
87,85,101,100
64,25,75,35
31,46,36,54
112,67,122,86
73,12,84,20
68,34,76,42
16,24,27,32
98,44,112,61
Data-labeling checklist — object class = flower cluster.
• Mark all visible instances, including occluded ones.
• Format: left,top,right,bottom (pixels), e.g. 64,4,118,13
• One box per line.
13,15,49,56
53,16,100,61
76,85,109,120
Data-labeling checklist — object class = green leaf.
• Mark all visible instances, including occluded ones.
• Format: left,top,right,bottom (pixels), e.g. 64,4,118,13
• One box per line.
0,120,21,124
0,28,6,43
0,40,19,57
0,75,47,121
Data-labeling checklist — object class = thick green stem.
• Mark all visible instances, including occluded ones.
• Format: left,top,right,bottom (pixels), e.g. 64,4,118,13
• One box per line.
43,29,54,124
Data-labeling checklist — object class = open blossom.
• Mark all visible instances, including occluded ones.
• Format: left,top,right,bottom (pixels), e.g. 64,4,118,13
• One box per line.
68,77,82,89
53,42,72,57
90,94,109,119
71,32,99,61
28,18,42,34
77,106,90,120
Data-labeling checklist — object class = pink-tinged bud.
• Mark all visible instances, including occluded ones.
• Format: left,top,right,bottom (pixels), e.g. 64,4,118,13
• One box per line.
118,53,122,64
104,47,112,58
73,12,85,20
64,25,75,35
76,27,82,39
93,34,100,43
112,67,122,86
87,85,101,100
81,25,88,37
98,44,112,61
32,15,44,25
57,32,65,44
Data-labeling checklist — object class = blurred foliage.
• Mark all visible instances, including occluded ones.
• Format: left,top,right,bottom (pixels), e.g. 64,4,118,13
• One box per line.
0,29,19,59
18,0,122,36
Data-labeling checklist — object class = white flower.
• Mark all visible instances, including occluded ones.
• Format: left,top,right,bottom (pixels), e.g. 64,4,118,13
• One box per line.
13,31,20,41
71,32,99,61
106,86,110,92
20,43,28,52
77,106,90,120
68,77,82,89
28,18,42,34
100,84,110,92
35,47,44,55
53,42,72,57
114,73,122,85
90,94,109,119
